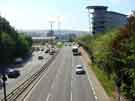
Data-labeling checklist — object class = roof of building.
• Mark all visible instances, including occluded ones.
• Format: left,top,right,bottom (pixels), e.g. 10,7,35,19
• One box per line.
32,36,56,40
108,11,128,17
86,6,108,10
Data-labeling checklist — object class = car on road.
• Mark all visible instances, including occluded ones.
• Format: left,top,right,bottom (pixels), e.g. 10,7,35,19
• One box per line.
41,48,44,51
49,48,55,55
75,65,85,75
38,56,44,60
45,48,50,53
72,46,81,56
14,58,23,67
14,58,23,65
49,51,54,55
76,65,84,69
36,47,40,51
7,69,20,78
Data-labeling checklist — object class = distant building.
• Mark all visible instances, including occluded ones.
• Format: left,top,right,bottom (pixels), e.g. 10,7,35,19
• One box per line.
56,33,76,42
46,30,54,37
32,36,56,45
86,6,128,34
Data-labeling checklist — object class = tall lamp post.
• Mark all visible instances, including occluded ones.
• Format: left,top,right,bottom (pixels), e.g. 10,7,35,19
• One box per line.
0,66,7,101
48,20,55,45
0,65,20,101
48,21,55,33
2,73,7,101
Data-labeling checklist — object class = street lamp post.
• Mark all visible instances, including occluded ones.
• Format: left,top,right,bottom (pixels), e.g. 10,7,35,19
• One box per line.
48,21,55,32
2,72,7,101
48,21,55,45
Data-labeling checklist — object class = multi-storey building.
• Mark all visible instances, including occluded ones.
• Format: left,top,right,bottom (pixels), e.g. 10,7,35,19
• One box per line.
86,6,127,34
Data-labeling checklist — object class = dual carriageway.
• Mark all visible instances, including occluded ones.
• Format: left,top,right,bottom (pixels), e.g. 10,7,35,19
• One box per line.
0,45,103,101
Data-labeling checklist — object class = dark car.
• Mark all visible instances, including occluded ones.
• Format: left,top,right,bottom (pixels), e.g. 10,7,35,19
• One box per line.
41,48,44,51
7,69,20,78
49,49,55,55
14,58,23,67
38,56,44,60
36,47,40,51
14,58,23,65
49,51,54,55
45,49,50,53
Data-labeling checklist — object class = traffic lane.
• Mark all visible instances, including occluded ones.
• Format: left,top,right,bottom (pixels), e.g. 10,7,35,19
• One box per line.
24,48,66,101
7,51,51,88
6,50,50,84
45,47,72,101
0,51,51,98
71,55,95,101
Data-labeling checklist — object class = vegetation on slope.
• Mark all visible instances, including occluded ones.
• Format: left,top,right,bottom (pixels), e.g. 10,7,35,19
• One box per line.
76,12,135,100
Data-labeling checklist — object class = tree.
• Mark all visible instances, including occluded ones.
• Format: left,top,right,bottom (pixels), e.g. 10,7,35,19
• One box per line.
0,16,32,65
111,11,135,100
14,34,32,57
0,32,15,64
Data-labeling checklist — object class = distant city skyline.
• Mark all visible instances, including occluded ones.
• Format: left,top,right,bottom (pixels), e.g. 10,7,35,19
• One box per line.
0,0,134,31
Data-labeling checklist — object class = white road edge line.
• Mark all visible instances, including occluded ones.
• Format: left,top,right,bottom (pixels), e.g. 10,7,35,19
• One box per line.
70,51,73,101
81,56,98,101
46,93,51,101
70,90,72,101
86,67,98,101
70,74,73,101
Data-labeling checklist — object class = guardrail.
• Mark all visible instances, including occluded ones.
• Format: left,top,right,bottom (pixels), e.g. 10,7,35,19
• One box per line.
1,50,60,101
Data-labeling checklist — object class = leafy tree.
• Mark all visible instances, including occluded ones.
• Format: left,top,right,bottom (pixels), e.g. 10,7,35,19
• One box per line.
14,34,32,57
0,32,15,64
77,11,135,99
0,16,32,65
111,12,135,99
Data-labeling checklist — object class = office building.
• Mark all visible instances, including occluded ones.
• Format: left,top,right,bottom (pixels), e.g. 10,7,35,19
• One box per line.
86,6,128,34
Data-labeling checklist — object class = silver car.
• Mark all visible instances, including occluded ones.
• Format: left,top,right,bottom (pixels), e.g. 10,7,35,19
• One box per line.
75,65,85,75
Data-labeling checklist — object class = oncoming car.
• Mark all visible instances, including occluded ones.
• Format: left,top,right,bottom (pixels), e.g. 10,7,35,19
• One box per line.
38,56,44,60
7,69,20,78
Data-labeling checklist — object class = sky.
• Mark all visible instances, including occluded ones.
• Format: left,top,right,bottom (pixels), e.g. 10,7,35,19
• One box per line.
0,0,134,31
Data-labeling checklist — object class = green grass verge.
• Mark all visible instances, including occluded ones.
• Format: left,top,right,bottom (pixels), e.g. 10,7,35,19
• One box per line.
90,63,115,97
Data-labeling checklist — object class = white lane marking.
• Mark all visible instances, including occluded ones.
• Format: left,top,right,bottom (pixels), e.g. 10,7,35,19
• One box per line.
71,50,74,101
70,90,72,101
50,66,62,89
81,57,98,101
86,67,98,101
70,73,73,101
95,95,98,100
50,54,65,89
46,93,51,101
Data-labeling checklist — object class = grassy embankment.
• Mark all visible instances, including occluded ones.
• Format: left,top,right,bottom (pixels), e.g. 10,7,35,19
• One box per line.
77,31,116,97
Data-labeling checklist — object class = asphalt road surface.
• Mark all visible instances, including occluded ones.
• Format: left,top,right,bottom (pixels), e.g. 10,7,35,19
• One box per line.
24,47,95,101
0,50,51,99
